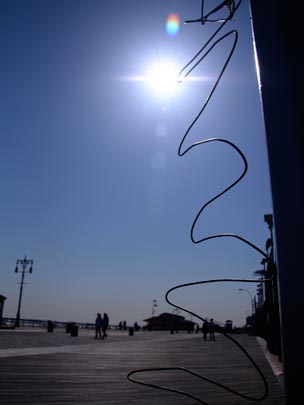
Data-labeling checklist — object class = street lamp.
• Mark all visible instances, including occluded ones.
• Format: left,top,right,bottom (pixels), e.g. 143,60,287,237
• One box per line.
152,299,158,317
14,255,33,327
238,288,254,315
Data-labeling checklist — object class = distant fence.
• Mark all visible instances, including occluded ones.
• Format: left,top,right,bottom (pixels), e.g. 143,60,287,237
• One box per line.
1,317,118,330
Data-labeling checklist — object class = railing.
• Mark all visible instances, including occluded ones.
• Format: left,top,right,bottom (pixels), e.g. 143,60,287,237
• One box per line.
1,317,98,330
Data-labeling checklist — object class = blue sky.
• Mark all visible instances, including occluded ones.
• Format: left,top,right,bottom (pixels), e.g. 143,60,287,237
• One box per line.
0,1,273,327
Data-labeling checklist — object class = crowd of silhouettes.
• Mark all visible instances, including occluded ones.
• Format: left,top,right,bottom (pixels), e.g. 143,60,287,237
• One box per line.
117,320,141,332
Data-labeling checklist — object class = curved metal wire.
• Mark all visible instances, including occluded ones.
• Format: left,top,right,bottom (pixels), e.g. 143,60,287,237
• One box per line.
127,1,271,403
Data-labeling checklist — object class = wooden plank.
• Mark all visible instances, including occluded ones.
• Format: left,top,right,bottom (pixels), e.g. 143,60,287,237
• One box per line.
0,330,285,404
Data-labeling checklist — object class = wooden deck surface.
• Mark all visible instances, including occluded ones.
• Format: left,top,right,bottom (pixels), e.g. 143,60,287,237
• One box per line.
0,329,285,404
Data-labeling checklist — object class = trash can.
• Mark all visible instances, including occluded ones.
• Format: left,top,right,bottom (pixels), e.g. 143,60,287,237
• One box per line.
47,320,54,332
128,327,134,336
70,324,79,337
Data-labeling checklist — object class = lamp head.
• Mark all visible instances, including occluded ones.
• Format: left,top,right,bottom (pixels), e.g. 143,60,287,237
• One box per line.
264,214,273,229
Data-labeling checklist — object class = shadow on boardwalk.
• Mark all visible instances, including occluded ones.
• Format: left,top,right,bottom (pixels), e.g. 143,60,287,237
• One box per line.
0,329,285,404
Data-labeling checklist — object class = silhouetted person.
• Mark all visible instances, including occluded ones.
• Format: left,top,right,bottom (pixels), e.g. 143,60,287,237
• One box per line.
95,313,103,339
123,320,127,330
209,318,216,341
102,312,109,339
118,321,122,330
134,322,139,331
202,320,209,341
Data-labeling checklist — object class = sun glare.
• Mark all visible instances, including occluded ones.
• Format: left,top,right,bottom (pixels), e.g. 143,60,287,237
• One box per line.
146,60,179,97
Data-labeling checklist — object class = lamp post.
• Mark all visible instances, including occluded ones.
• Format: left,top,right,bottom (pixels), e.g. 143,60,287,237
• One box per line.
14,255,33,327
238,288,254,316
152,299,158,317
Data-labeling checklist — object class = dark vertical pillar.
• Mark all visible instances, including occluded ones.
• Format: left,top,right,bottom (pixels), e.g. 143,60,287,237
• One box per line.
0,295,7,325
249,1,304,403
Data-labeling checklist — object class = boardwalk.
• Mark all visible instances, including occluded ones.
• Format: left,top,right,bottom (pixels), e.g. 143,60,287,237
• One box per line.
0,328,285,404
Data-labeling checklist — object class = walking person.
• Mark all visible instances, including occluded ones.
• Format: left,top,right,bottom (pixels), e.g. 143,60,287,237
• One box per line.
202,320,209,341
95,313,103,339
102,312,109,339
209,318,216,341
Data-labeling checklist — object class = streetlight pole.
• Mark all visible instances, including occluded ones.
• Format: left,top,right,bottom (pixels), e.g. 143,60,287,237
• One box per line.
152,299,157,317
238,288,254,316
14,255,33,327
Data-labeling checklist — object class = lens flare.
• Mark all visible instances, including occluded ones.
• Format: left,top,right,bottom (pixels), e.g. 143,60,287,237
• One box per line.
166,14,180,37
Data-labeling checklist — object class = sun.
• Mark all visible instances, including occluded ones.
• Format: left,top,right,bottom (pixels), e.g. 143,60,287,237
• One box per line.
125,58,181,99
145,60,179,97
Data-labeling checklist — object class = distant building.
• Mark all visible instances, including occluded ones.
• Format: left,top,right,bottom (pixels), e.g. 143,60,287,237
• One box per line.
225,319,233,332
143,312,196,332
